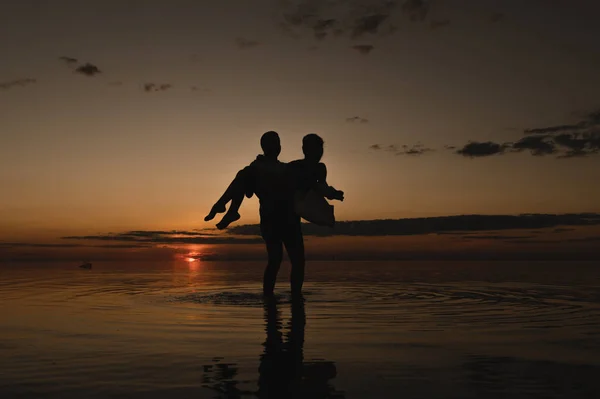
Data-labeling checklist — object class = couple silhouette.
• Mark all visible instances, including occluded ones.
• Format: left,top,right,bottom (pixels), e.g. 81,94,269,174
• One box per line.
205,132,344,297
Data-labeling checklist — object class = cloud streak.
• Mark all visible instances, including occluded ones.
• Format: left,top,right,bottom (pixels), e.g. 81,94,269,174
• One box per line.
370,143,434,156
228,213,600,237
61,230,262,244
0,78,37,90
346,116,369,123
143,83,172,92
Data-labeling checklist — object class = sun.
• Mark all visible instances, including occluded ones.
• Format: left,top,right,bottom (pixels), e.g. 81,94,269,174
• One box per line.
185,257,197,263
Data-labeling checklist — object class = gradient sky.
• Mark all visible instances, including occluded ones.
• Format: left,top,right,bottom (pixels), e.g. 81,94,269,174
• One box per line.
2,0,600,260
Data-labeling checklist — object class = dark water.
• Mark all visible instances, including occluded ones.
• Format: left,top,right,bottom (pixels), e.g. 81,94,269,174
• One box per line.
1,261,599,398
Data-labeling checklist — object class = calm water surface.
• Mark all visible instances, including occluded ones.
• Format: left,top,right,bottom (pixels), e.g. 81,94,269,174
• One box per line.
1,261,599,398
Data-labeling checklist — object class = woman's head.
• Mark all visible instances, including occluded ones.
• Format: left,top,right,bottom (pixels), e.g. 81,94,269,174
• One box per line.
302,133,324,162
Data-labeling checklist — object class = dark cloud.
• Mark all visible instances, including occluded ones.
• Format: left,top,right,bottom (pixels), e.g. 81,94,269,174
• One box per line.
456,141,509,157
277,0,420,41
351,44,375,54
61,230,262,245
0,242,151,249
228,213,600,237
369,144,381,150
517,109,600,158
346,116,369,123
430,19,450,30
313,18,337,39
143,83,172,92
554,133,600,158
512,135,557,156
236,37,261,49
0,242,82,248
75,63,101,76
351,13,390,38
454,109,600,159
0,78,37,90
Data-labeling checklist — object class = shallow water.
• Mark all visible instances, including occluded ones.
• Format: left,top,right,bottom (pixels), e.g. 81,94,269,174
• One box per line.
1,260,599,398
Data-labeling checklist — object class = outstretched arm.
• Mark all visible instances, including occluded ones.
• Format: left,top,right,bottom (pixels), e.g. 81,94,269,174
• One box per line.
315,163,344,201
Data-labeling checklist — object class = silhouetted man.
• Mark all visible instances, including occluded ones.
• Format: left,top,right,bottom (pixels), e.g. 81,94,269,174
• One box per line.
263,134,344,296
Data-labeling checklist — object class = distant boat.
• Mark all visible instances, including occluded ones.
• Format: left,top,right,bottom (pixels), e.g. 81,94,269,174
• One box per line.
79,262,92,269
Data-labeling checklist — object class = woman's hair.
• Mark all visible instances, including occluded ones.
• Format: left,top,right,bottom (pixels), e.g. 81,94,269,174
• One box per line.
302,133,324,150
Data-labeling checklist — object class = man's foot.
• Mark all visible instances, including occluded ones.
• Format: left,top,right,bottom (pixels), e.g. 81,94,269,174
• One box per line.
204,203,226,222
216,211,240,230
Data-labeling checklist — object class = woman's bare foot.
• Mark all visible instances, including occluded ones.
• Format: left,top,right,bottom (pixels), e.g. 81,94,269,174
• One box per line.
204,203,226,221
216,211,240,230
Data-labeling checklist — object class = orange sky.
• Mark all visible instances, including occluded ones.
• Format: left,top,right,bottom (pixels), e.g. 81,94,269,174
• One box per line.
2,1,600,260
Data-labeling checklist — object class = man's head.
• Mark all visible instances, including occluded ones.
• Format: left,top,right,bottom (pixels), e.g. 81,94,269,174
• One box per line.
302,133,324,162
261,131,281,158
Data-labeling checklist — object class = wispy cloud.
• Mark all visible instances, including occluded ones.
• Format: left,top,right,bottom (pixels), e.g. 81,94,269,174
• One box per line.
370,143,434,156
0,78,36,90
143,83,172,92
59,56,78,66
346,116,369,123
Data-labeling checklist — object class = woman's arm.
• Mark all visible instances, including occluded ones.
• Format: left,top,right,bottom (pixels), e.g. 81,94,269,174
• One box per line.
315,163,344,201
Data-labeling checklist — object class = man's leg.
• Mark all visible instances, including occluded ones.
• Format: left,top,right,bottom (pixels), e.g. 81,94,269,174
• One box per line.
261,223,283,297
283,219,305,297
205,168,253,222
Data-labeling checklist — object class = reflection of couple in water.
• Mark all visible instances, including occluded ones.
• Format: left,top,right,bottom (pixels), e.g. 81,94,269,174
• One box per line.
258,297,345,398
201,297,345,398
205,131,344,297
